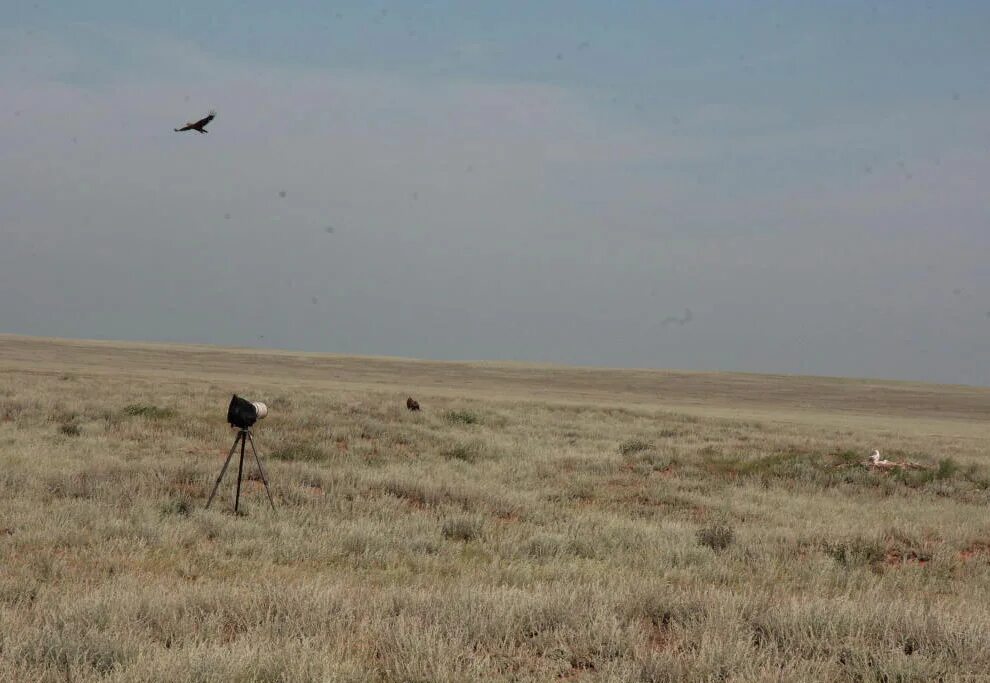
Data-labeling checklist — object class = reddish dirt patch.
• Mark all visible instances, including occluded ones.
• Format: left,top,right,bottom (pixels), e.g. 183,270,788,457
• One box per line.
391,442,417,458
172,481,204,497
557,659,596,680
959,541,990,562
884,548,930,567
631,493,671,509
218,619,242,644
690,506,710,522
401,496,428,512
605,476,638,490
300,483,324,496
643,617,675,653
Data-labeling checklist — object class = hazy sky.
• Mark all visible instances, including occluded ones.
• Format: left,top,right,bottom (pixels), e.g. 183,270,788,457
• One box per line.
2,2,989,384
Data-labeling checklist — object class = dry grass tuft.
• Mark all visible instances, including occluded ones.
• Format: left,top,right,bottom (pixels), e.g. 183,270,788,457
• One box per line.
444,409,481,425
696,520,734,552
441,515,485,542
122,404,176,419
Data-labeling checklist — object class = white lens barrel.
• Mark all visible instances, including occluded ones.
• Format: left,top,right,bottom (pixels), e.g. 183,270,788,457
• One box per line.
251,402,268,419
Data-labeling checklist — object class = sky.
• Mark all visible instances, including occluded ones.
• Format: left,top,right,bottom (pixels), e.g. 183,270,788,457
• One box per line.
2,1,989,385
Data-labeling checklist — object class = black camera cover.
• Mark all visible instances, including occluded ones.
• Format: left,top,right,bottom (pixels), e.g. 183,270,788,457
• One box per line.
227,394,258,429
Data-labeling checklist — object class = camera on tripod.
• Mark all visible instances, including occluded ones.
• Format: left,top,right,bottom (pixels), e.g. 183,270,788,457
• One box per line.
208,394,275,513
227,394,268,429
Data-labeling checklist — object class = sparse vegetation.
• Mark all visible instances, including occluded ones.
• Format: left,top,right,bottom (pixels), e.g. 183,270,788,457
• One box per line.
441,515,485,541
618,438,652,455
1,336,989,681
440,439,491,463
935,457,959,479
160,495,192,517
122,403,175,419
59,421,81,437
696,520,734,552
823,536,886,568
268,441,328,462
445,409,480,425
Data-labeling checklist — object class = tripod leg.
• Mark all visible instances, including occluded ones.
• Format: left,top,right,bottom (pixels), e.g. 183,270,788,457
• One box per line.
206,432,242,509
234,430,247,513
247,432,276,511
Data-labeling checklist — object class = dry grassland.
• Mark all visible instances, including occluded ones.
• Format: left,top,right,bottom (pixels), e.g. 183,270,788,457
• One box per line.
1,335,989,682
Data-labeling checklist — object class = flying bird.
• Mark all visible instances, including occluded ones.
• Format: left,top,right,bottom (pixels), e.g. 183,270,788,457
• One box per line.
174,110,216,134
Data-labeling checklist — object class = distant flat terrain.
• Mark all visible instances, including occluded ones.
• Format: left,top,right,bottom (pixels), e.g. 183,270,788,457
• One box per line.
3,334,989,424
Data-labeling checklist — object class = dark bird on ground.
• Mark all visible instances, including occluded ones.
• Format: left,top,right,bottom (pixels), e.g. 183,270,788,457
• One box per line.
406,397,420,411
174,110,216,133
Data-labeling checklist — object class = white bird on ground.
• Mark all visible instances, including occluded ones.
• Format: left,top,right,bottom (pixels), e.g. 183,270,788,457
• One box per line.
870,449,891,466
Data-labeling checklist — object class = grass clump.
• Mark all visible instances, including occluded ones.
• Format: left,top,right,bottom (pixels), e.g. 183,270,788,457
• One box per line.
441,515,484,542
832,449,862,465
161,495,193,516
122,404,175,419
823,537,885,568
892,457,963,488
58,422,81,437
935,458,958,480
445,409,480,425
269,442,328,462
618,439,653,456
696,520,734,552
440,440,490,463
628,450,676,473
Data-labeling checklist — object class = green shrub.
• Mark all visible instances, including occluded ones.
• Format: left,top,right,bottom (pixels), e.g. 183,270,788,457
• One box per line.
935,458,958,480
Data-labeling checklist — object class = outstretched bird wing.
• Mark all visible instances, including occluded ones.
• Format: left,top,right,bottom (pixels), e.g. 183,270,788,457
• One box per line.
174,111,216,132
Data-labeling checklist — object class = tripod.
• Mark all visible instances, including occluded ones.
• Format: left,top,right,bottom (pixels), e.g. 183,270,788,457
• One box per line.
206,428,276,513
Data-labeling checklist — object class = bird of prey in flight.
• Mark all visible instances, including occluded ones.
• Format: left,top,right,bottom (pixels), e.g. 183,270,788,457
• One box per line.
174,111,216,133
